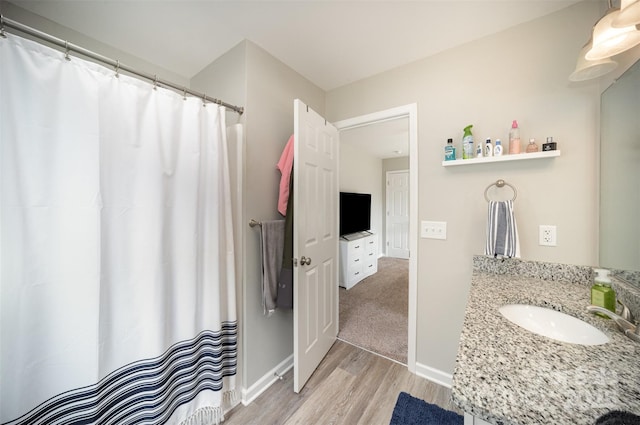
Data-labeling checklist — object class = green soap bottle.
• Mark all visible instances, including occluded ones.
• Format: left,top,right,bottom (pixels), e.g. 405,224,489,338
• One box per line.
591,268,616,315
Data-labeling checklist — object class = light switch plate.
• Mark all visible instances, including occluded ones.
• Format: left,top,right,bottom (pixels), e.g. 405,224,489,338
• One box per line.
421,221,447,240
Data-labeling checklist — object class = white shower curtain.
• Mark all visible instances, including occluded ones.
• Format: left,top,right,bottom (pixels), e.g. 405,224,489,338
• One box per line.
0,33,237,425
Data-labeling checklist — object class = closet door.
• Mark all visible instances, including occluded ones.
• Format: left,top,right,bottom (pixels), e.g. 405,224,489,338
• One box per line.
386,170,410,259
292,99,339,393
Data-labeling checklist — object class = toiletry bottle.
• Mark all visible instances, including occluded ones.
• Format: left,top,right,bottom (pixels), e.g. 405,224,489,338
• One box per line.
591,269,616,315
543,136,557,151
462,125,474,159
444,138,456,161
476,140,483,158
485,138,493,157
494,139,503,156
526,138,539,153
508,120,521,154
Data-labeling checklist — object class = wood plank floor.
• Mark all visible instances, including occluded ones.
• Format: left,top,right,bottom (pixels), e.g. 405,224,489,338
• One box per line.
224,340,462,425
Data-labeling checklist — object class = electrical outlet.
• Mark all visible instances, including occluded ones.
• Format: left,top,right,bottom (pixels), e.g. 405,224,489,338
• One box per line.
539,225,557,246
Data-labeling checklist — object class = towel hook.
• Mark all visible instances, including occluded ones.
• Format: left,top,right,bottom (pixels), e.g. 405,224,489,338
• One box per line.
484,179,517,202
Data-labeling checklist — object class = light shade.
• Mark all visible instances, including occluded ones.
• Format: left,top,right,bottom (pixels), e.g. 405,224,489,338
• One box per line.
586,7,640,60
613,0,640,28
570,42,618,82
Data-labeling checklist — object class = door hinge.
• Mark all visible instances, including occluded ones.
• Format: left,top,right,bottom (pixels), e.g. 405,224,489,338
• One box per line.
293,258,298,267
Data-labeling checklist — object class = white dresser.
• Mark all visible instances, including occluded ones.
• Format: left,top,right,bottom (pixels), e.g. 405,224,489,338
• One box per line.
339,232,378,289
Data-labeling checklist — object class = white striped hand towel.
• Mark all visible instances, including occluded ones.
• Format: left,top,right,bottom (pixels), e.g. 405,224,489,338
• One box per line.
485,200,520,258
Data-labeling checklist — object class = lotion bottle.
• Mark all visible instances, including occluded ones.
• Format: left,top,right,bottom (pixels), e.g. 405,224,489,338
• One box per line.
484,138,493,157
508,120,521,154
494,139,503,156
591,269,616,314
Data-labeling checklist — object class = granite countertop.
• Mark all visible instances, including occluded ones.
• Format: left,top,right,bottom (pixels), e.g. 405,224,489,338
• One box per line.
451,256,640,425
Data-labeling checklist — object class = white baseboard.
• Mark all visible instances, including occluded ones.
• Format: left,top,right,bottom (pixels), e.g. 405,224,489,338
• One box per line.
415,362,453,388
240,354,293,406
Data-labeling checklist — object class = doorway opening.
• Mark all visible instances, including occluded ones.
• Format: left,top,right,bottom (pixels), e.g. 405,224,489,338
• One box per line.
333,104,418,372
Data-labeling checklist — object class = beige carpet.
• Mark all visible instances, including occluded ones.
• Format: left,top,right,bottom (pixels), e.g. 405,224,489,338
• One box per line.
338,256,408,364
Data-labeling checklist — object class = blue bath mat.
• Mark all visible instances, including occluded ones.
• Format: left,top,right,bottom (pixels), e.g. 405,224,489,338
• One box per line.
390,392,463,425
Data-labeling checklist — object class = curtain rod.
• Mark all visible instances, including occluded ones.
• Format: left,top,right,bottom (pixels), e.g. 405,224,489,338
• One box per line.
0,15,244,115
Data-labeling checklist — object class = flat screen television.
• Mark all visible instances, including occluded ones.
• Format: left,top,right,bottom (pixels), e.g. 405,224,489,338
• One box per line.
339,192,371,237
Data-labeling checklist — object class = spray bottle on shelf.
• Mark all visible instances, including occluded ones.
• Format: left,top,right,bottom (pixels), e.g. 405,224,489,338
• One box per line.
462,125,474,159
509,120,521,154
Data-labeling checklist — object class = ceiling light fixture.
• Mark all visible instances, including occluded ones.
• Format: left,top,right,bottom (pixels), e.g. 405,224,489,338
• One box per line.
570,41,619,82
585,2,640,61
613,0,640,27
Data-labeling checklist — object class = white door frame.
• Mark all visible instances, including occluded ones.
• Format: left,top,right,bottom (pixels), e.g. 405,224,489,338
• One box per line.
333,104,418,373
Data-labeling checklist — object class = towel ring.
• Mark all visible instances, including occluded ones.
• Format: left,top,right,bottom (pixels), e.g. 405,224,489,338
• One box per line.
484,179,517,202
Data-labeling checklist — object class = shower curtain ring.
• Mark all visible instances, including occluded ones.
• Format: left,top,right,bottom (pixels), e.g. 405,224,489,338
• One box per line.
153,75,158,90
202,93,207,107
64,41,71,61
114,60,120,78
183,88,187,100
0,17,6,38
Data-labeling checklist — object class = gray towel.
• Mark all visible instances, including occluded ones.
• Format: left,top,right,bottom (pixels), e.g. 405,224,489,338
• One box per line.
277,171,294,309
485,200,520,258
260,220,285,315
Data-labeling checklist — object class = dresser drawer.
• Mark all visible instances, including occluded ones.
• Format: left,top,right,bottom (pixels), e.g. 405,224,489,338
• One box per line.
363,257,378,276
364,237,377,255
347,241,365,258
345,264,365,286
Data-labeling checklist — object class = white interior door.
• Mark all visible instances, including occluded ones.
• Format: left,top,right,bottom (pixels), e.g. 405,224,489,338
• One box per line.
293,99,339,393
386,170,410,259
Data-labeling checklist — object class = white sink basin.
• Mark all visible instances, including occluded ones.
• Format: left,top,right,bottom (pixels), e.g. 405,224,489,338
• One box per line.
499,304,609,346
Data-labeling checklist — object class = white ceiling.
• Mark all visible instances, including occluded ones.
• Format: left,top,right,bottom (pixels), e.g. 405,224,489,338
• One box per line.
9,0,580,92
341,117,409,159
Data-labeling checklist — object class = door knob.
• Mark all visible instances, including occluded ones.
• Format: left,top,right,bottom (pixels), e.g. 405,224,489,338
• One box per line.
300,256,312,266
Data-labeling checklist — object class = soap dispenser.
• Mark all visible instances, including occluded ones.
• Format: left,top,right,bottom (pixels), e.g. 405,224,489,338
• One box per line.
591,269,616,315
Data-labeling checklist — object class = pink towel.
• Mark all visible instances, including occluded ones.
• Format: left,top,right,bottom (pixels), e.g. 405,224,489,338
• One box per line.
277,134,294,215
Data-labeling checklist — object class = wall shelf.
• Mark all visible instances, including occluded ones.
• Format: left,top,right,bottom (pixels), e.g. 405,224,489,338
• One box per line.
441,150,560,167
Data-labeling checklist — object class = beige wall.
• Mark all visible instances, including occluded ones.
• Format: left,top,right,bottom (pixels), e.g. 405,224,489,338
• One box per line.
326,1,602,375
